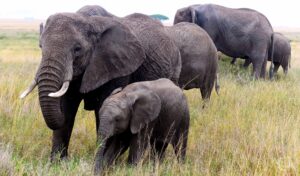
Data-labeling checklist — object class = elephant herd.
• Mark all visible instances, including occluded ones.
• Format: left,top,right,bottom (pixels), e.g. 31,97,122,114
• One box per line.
20,3,291,174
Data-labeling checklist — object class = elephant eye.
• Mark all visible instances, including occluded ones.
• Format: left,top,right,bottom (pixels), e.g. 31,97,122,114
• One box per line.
73,44,82,56
74,46,81,52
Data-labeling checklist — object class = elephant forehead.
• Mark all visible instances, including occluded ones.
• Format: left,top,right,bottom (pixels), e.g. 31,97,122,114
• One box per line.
102,99,127,113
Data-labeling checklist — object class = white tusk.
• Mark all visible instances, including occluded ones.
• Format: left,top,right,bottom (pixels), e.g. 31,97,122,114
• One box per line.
20,80,37,99
48,81,70,97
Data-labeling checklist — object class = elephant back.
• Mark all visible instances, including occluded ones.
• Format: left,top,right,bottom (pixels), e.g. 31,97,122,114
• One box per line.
123,13,181,83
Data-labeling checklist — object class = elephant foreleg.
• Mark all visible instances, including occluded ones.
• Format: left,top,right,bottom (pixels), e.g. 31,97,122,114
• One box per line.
50,94,82,161
151,140,168,161
94,136,130,174
128,131,149,165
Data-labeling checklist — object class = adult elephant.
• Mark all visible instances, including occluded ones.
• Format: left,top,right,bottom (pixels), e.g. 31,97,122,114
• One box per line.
174,4,275,79
20,12,181,160
231,33,291,75
76,5,115,17
165,22,219,100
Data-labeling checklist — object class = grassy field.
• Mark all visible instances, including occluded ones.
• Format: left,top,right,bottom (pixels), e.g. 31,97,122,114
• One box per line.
1,22,300,175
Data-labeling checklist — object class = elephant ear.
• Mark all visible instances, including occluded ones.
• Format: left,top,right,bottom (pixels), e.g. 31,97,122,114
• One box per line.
127,88,161,134
80,17,146,93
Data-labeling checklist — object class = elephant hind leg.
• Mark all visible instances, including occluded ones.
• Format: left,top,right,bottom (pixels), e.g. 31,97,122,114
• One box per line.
172,131,188,162
243,59,252,68
200,75,214,100
251,57,265,79
172,119,189,162
273,62,280,75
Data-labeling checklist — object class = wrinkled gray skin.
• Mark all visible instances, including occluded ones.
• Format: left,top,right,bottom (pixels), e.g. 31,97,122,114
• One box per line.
165,22,219,100
174,4,275,79
22,8,181,160
77,5,115,17
231,33,291,75
94,78,189,174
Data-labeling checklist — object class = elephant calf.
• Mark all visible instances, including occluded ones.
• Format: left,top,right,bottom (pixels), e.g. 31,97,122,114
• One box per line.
165,22,219,100
94,78,190,174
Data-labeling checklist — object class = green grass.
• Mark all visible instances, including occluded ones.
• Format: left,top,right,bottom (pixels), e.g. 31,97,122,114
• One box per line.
1,31,300,175
0,30,40,62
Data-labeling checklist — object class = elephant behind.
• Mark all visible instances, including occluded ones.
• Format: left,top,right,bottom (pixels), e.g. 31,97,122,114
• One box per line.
231,33,291,75
94,78,190,174
21,11,181,160
76,5,115,17
165,22,219,100
174,4,275,79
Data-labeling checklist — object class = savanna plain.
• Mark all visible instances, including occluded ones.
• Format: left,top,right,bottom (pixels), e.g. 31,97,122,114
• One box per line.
1,20,300,175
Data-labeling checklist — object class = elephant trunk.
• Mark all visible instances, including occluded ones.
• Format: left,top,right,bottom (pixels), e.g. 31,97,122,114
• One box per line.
94,138,107,175
94,118,114,174
37,57,73,130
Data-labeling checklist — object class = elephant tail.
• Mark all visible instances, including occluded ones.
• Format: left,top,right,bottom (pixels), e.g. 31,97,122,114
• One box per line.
269,33,275,79
215,73,220,95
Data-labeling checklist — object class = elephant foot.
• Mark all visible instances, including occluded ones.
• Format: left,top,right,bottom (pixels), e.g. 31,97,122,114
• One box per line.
50,147,68,163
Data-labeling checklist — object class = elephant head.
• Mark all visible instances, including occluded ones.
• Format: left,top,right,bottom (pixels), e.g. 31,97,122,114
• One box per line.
174,6,197,24
94,87,161,174
98,87,161,138
20,13,146,130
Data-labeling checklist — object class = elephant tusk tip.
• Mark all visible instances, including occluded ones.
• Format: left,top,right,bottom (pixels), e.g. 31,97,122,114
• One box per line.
19,91,29,99
19,93,26,99
48,93,59,97
48,81,70,98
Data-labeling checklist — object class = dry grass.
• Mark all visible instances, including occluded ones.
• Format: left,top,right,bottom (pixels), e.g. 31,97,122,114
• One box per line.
0,23,300,175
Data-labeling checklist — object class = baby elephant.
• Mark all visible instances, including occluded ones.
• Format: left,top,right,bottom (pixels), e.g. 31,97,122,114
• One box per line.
94,78,190,174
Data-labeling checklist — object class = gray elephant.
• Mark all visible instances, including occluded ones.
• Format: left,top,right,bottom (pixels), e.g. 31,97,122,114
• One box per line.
94,78,190,174
76,5,115,17
231,33,291,75
174,4,275,79
165,22,219,100
20,11,181,160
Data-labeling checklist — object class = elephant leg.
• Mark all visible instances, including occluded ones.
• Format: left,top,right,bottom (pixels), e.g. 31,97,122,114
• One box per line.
128,131,149,165
172,134,188,162
51,94,82,161
231,57,237,65
273,62,280,74
243,59,252,68
172,122,189,162
252,58,263,79
104,138,130,165
151,140,168,161
95,136,130,174
259,55,268,79
200,76,214,101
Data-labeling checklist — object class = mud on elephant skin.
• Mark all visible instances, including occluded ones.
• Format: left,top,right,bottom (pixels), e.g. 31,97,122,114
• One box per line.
20,8,181,160
174,4,275,79
94,78,190,174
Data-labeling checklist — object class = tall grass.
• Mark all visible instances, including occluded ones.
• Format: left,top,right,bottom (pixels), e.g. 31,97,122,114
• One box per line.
1,30,300,175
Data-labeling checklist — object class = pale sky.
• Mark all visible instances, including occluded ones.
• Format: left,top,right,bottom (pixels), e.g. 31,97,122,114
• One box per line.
0,0,299,27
